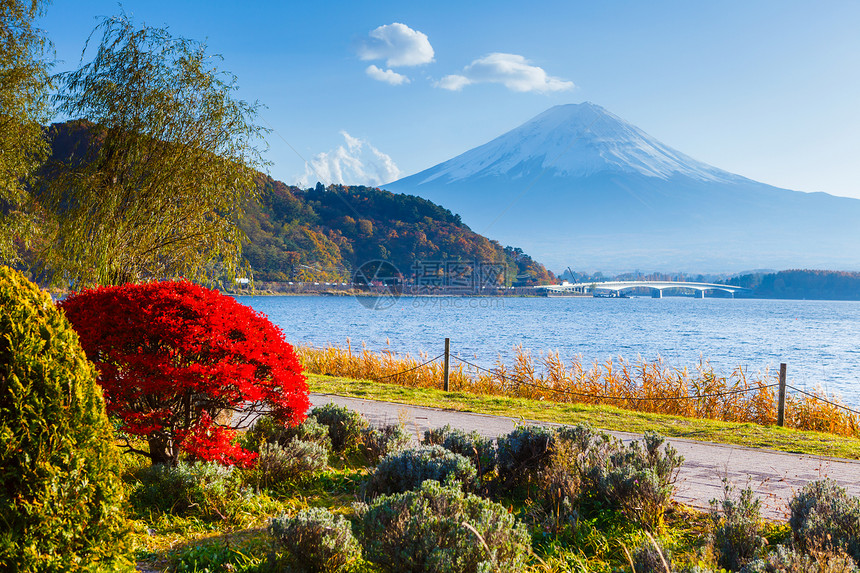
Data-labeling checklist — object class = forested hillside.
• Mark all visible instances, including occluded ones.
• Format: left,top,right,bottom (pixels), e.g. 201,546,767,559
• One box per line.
727,269,860,300
241,177,554,285
42,120,553,286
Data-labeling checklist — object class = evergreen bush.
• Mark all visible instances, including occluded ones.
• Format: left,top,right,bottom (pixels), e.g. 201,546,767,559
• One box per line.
362,422,412,463
244,414,331,453
495,424,555,493
740,545,858,573
0,266,126,571
356,479,530,573
310,403,369,453
364,445,476,498
789,479,860,562
424,424,496,477
269,507,361,573
710,482,766,570
592,432,683,529
246,438,328,491
130,461,248,520
631,537,674,573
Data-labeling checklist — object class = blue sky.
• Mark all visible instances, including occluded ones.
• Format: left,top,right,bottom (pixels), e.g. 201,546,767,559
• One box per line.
40,1,860,199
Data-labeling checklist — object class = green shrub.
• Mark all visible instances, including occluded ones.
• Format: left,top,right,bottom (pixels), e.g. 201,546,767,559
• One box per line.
364,445,477,498
311,403,369,453
356,479,530,573
0,266,126,571
269,507,361,573
362,423,412,463
246,438,328,491
740,545,858,573
495,424,555,490
631,537,674,573
130,461,248,521
244,414,331,453
172,538,266,573
592,431,683,529
424,424,496,477
710,481,766,571
789,479,860,562
535,436,584,532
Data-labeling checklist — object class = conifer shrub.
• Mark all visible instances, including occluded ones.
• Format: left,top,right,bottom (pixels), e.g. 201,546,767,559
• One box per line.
0,266,126,571
245,438,329,491
310,403,369,453
364,445,477,498
362,422,412,463
424,424,496,478
269,507,361,573
356,479,531,573
59,281,309,466
789,479,860,562
710,482,766,571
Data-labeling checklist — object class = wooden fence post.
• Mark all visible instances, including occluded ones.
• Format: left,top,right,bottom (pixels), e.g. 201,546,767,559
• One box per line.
777,363,787,427
443,338,450,392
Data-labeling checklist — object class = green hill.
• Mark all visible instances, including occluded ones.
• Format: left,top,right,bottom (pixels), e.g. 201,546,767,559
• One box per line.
242,177,554,285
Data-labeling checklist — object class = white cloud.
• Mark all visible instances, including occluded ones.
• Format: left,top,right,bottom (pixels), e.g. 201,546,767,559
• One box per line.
365,64,410,85
357,22,435,67
298,131,402,188
437,53,574,93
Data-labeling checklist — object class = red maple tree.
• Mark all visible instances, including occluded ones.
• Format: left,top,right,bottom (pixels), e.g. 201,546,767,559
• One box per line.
60,281,309,466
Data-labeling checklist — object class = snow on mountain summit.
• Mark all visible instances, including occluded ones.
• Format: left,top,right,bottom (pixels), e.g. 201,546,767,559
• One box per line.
416,102,742,185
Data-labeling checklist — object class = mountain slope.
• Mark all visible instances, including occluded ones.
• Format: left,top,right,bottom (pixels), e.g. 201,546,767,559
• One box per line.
387,103,860,272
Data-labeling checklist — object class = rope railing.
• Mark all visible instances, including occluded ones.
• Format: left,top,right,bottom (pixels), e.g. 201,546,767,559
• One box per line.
298,339,860,434
787,384,860,416
452,355,780,403
374,353,445,380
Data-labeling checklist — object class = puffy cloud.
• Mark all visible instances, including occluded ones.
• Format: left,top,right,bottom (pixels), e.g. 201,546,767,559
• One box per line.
365,64,410,85
357,22,435,67
298,131,402,187
437,53,574,93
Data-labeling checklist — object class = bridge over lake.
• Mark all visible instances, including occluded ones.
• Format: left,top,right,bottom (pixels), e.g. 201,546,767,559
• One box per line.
537,280,748,298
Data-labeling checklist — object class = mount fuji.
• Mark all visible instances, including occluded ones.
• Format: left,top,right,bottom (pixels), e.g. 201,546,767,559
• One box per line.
385,103,860,272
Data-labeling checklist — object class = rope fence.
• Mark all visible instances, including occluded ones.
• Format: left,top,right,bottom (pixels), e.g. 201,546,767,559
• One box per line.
297,337,860,436
451,354,782,403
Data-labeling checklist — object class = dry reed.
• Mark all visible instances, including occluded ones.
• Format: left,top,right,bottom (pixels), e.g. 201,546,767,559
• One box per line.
295,341,860,438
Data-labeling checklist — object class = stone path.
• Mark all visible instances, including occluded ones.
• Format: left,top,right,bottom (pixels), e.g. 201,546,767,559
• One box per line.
310,393,860,520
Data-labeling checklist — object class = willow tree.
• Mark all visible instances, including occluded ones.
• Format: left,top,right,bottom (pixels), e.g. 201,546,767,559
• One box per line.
0,0,53,263
42,14,267,287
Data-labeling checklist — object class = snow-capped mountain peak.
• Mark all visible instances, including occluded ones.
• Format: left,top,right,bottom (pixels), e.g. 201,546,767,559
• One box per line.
415,102,741,185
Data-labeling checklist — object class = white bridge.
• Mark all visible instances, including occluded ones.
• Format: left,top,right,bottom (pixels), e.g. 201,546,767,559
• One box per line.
537,280,748,298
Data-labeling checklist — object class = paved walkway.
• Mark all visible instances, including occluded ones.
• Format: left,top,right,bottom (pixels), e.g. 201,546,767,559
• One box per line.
310,393,860,520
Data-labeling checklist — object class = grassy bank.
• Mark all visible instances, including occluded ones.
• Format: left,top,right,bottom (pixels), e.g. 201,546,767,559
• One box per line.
307,374,860,460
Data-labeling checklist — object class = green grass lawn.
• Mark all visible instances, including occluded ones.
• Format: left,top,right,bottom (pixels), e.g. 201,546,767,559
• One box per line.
307,374,860,460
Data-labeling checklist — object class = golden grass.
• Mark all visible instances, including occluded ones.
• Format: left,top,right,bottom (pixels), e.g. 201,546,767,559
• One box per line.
296,341,860,438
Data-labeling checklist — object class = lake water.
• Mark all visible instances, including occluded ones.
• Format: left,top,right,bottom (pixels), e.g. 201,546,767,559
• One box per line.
239,294,860,409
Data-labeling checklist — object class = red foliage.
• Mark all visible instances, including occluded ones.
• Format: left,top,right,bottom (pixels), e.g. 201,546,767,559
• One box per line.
59,281,309,466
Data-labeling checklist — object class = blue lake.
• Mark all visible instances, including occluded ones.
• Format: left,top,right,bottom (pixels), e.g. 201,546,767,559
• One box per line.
238,294,860,408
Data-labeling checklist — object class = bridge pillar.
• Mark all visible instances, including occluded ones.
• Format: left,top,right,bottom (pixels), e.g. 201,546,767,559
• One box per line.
695,290,705,298
651,289,662,298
